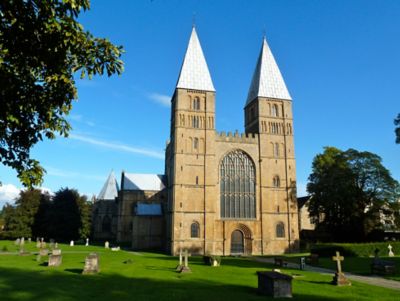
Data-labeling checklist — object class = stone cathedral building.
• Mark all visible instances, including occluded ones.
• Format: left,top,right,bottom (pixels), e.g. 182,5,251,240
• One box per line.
92,27,299,255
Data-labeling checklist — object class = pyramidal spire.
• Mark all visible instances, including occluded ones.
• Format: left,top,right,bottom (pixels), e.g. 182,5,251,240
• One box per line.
246,37,291,105
176,27,215,92
98,171,119,200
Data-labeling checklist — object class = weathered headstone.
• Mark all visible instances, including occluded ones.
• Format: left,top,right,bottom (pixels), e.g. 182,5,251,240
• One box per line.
20,237,25,246
28,237,31,243
179,250,191,273
331,251,351,286
388,244,395,257
105,241,109,249
15,238,21,246
48,254,62,267
111,246,120,251
300,257,305,270
55,242,58,249
176,249,183,271
85,238,89,247
36,238,41,249
49,239,55,249
70,240,74,247
257,271,293,298
83,253,99,274
39,248,49,256
52,249,62,256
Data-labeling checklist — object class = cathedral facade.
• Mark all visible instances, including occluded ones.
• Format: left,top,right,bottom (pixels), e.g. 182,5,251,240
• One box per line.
93,28,299,255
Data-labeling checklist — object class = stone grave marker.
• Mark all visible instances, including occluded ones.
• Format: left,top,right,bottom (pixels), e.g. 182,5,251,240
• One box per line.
70,240,74,247
15,238,21,246
39,248,49,257
176,249,183,271
28,238,31,243
331,251,351,286
83,253,100,274
105,241,109,249
49,239,55,249
257,271,293,298
52,249,62,256
111,246,120,251
85,238,89,246
388,244,395,257
20,237,25,246
48,254,62,267
179,250,191,273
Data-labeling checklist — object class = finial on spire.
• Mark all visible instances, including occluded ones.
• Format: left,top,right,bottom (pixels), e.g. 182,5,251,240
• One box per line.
262,25,266,39
192,12,196,28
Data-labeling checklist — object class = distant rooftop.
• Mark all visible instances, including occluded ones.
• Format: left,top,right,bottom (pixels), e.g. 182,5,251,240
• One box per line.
98,171,119,200
123,173,166,191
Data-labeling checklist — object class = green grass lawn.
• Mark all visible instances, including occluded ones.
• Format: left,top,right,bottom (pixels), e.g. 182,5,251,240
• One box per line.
0,240,398,301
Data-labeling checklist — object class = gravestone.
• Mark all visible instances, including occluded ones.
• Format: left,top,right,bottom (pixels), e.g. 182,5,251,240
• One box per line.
105,241,109,249
55,242,58,249
257,271,293,298
52,249,62,256
15,238,21,246
85,238,89,247
49,239,55,249
299,257,305,270
20,237,25,246
83,253,99,274
388,244,395,257
111,246,120,251
48,255,62,267
28,238,31,243
179,250,191,273
39,248,49,256
331,251,351,286
70,240,74,247
176,249,183,271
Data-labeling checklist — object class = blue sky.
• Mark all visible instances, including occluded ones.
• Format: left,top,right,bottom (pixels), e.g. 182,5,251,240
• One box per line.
1,0,399,207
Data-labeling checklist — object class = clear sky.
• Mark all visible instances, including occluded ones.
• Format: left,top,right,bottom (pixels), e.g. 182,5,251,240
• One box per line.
1,0,399,207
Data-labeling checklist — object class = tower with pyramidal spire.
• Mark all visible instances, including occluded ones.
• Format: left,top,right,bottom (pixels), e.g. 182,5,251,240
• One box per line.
165,28,299,255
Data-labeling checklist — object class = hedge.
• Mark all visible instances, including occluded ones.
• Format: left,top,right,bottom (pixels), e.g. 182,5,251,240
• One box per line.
310,242,400,257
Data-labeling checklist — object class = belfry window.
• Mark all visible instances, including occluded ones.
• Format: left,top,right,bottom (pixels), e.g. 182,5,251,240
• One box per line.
191,222,200,238
276,222,285,238
271,104,278,117
220,150,256,219
193,97,200,110
193,116,200,128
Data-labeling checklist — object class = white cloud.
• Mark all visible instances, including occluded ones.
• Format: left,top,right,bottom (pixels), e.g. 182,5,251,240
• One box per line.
297,182,308,197
67,114,95,127
0,184,20,205
147,92,171,107
69,134,164,159
45,166,105,182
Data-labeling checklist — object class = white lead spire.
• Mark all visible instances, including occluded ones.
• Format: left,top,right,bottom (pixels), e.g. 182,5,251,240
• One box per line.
98,171,119,200
246,37,291,105
176,27,215,92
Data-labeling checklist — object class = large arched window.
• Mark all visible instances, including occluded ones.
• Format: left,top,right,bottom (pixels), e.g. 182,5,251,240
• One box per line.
220,150,256,219
276,222,285,238
191,222,200,238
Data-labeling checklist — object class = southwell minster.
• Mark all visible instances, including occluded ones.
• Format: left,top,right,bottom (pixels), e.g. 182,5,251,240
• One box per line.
92,27,299,256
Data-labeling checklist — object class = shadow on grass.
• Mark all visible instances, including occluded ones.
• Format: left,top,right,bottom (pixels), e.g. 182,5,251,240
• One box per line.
0,266,349,301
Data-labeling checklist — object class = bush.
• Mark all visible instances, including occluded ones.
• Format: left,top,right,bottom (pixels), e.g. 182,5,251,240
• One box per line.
203,255,222,266
310,242,400,257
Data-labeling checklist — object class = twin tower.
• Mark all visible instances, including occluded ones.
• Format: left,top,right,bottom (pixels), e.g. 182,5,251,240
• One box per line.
165,28,299,255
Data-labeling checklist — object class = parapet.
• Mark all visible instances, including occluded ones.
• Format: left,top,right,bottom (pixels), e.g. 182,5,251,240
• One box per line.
215,130,258,144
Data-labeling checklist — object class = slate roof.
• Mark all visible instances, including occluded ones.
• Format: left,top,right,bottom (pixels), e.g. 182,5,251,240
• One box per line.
98,171,119,200
176,27,215,92
246,37,291,105
123,173,166,191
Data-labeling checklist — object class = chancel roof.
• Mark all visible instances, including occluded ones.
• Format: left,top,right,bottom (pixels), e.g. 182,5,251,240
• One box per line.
98,171,119,200
246,37,291,105
176,27,215,92
123,173,166,191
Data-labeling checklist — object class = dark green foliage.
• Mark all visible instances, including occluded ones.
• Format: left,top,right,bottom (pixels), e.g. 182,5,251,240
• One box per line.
0,189,50,239
0,187,91,241
307,147,400,242
0,0,124,187
48,188,91,241
310,242,400,257
395,113,400,144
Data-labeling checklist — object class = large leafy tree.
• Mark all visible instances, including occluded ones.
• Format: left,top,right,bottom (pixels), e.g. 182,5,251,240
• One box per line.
0,0,124,187
307,147,400,242
48,188,91,241
395,113,400,144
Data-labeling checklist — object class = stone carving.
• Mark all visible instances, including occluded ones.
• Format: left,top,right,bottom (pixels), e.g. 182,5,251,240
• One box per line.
331,251,351,286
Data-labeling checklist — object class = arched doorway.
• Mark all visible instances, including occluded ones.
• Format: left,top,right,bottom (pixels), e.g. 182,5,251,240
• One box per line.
231,230,244,255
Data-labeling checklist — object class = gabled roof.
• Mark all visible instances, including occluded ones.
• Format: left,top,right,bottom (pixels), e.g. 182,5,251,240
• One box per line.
246,37,291,105
98,171,119,200
176,27,215,92
123,173,166,191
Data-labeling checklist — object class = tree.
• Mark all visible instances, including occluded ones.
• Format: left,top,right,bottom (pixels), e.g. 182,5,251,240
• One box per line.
0,189,51,239
49,188,91,241
0,1,124,187
395,113,400,144
307,147,400,242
